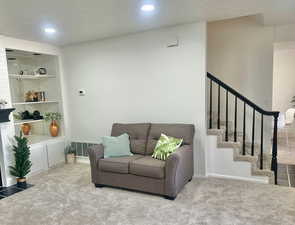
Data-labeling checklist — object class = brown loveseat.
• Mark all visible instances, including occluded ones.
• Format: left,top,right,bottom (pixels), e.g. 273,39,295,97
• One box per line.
88,123,195,200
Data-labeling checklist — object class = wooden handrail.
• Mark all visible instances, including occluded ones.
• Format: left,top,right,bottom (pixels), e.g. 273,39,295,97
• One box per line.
207,72,279,117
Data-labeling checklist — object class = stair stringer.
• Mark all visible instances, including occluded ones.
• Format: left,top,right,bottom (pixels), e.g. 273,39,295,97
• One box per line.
206,129,274,184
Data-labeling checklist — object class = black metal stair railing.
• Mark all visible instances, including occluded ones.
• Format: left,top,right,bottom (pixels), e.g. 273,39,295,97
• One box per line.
207,72,280,184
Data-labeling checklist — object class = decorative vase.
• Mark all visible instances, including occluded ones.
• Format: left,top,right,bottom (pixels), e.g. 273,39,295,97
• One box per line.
21,123,31,135
16,177,27,188
50,120,59,137
66,153,76,164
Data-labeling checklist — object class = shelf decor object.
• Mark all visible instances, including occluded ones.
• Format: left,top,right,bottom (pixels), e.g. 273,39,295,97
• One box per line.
44,112,62,137
21,123,31,135
24,91,45,102
37,68,47,75
0,108,15,123
0,98,8,109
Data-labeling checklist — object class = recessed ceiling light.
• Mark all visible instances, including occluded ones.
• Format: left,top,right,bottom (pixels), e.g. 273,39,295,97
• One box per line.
44,28,56,34
141,4,155,12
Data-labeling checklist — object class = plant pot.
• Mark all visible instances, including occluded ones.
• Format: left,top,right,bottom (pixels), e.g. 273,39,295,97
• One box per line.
21,123,31,135
50,120,59,137
66,153,76,164
16,177,27,188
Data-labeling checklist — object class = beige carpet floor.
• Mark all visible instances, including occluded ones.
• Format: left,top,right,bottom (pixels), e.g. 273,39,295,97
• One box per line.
0,163,295,225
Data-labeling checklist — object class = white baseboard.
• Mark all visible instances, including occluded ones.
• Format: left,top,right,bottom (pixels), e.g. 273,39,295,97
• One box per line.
6,177,16,187
207,173,268,184
193,174,207,178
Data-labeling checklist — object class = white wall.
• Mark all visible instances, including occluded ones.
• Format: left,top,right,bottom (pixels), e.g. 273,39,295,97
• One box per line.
62,22,207,176
206,135,268,183
273,42,295,112
208,16,274,110
274,24,295,43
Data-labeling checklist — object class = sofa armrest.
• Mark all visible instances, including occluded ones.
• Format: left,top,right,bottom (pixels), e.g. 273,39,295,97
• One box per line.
165,145,193,197
88,144,104,184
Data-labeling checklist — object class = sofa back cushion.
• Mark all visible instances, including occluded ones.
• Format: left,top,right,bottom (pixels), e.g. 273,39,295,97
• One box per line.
146,124,195,155
111,123,151,155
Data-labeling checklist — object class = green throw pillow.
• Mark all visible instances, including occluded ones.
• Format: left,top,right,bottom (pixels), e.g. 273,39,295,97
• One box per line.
152,133,183,161
101,133,133,158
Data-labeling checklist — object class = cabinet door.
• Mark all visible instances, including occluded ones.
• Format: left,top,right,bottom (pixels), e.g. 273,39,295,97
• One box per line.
47,139,65,167
29,144,47,176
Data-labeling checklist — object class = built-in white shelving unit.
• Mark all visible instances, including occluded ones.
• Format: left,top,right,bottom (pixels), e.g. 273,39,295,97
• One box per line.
24,134,59,145
14,119,44,126
9,74,56,79
13,101,59,106
6,49,65,145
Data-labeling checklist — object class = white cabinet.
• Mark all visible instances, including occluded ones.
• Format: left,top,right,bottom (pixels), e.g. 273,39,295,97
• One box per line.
28,138,65,177
47,139,65,167
29,143,48,176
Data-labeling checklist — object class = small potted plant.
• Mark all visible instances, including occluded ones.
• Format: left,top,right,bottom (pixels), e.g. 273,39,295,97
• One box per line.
0,99,7,109
65,145,76,164
44,112,62,137
9,133,32,188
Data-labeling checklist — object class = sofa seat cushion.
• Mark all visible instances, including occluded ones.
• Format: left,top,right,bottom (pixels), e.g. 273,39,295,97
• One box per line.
130,156,166,179
99,155,143,174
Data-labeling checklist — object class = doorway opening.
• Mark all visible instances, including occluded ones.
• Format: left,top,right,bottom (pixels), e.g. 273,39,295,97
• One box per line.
272,42,295,187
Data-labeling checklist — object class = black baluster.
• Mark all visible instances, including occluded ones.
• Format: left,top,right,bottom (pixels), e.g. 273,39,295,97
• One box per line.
234,96,237,142
243,102,246,155
218,85,220,129
251,109,255,156
225,90,229,142
209,79,212,129
272,114,279,184
260,114,264,170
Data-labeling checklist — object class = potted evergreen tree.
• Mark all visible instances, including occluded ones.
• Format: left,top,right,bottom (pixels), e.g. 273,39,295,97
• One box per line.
9,133,32,188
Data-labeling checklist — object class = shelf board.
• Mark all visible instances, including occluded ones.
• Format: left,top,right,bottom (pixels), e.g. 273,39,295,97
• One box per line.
24,135,64,146
14,119,44,126
13,101,58,106
9,74,56,79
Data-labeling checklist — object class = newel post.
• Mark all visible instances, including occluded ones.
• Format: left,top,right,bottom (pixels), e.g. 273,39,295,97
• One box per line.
271,113,279,185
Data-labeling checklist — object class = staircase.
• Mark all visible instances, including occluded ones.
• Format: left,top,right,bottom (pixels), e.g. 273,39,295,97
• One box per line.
207,73,279,184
